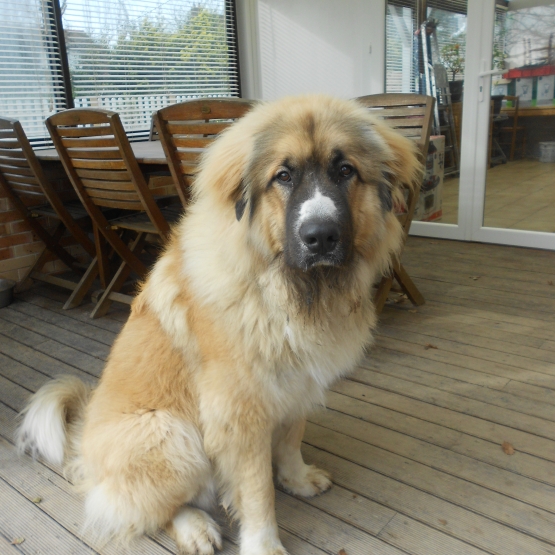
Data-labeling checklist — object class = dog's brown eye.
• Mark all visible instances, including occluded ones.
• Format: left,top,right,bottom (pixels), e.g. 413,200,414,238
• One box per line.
339,164,353,177
277,170,291,183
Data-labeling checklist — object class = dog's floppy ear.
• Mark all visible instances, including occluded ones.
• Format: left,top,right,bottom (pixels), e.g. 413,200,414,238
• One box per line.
372,120,423,210
235,192,247,221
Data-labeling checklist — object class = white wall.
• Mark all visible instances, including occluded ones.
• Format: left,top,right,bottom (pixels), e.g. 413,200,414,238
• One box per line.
236,0,386,101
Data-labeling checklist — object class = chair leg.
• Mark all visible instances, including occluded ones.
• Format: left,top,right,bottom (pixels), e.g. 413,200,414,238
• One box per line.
25,222,82,292
90,233,147,319
26,222,68,276
63,257,99,310
510,127,517,161
23,245,50,286
94,224,111,289
374,274,394,314
33,220,82,271
394,263,425,306
374,261,425,315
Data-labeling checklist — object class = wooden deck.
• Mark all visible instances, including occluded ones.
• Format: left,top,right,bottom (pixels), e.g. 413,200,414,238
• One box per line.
1,236,555,555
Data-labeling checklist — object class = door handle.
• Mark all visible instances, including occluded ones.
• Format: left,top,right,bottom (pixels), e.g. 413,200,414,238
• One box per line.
478,59,506,102
478,69,506,77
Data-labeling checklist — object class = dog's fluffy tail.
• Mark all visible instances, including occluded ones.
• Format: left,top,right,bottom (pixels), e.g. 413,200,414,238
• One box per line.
16,376,92,466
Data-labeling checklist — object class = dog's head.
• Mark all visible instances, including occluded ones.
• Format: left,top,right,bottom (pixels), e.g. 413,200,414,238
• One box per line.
193,95,422,276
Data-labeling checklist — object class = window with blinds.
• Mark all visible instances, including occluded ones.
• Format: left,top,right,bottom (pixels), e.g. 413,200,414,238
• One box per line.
0,0,239,143
386,1,469,93
385,1,418,93
63,0,240,139
0,0,68,144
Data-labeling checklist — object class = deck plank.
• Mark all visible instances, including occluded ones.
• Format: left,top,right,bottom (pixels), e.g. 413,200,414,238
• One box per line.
0,305,111,360
309,406,555,511
361,356,555,421
325,390,555,486
305,422,555,544
0,479,97,555
11,296,118,345
370,342,555,405
378,323,555,370
379,304,555,349
303,445,555,555
334,376,555,461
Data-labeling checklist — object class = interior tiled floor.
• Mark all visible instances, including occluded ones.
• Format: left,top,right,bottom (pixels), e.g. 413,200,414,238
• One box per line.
440,159,555,231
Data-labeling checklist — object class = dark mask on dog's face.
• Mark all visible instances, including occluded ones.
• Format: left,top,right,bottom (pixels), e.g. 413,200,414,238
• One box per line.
281,157,354,271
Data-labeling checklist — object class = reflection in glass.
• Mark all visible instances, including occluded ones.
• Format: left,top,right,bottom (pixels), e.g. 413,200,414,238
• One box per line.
426,6,467,225
484,2,555,233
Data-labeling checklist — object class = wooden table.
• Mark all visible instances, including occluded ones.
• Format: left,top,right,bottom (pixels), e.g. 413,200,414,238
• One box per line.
36,140,173,165
501,105,555,117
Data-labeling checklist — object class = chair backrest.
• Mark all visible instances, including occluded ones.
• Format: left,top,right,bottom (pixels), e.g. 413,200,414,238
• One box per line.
0,116,95,257
154,98,255,205
0,117,48,202
46,108,171,238
355,93,435,230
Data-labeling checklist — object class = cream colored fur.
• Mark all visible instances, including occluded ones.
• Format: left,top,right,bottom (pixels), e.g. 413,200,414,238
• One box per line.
16,94,421,555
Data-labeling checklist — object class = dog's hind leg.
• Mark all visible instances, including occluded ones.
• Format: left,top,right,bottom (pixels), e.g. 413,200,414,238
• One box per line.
272,418,332,497
81,409,220,551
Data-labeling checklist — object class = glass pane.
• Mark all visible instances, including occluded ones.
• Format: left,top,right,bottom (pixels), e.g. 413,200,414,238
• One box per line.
484,1,555,233
412,4,468,224
0,0,68,142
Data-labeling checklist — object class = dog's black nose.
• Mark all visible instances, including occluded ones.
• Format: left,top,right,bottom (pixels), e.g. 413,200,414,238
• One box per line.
300,221,340,254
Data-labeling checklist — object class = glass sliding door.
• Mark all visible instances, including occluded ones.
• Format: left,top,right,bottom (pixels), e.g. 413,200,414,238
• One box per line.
425,2,468,226
408,0,555,250
483,1,555,235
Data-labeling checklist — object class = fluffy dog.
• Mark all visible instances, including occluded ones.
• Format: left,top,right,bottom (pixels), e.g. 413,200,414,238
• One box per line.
17,95,421,555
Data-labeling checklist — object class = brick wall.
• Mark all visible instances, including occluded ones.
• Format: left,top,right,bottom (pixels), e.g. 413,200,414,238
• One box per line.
0,192,75,283
0,167,86,284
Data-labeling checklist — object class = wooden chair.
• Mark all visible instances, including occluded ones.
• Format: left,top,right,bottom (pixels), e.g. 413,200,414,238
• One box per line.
497,95,526,161
0,116,97,308
356,93,435,313
144,112,175,194
154,98,255,206
46,108,182,318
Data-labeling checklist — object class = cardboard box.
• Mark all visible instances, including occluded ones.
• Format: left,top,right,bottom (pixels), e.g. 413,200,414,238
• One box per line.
413,135,445,222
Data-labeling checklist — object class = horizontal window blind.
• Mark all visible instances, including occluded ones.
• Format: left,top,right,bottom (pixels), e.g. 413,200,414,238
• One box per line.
386,1,418,93
427,1,467,15
63,0,240,139
0,0,68,143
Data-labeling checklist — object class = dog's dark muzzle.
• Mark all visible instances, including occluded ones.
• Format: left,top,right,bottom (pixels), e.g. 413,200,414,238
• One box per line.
286,214,351,271
299,220,341,256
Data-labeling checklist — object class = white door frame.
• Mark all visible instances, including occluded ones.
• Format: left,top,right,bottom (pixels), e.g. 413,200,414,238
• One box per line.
409,0,555,251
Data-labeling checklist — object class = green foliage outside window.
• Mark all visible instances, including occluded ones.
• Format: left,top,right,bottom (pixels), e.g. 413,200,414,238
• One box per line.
440,42,465,81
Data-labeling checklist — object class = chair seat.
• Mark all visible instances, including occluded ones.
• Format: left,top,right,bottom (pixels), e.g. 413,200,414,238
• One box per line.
29,200,89,221
109,204,183,234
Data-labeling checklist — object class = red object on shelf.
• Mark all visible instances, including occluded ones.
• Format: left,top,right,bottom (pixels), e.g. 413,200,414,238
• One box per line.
503,65,555,78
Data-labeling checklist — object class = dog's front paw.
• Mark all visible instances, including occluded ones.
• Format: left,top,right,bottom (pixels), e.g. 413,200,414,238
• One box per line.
278,464,332,497
241,527,289,555
170,507,222,555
